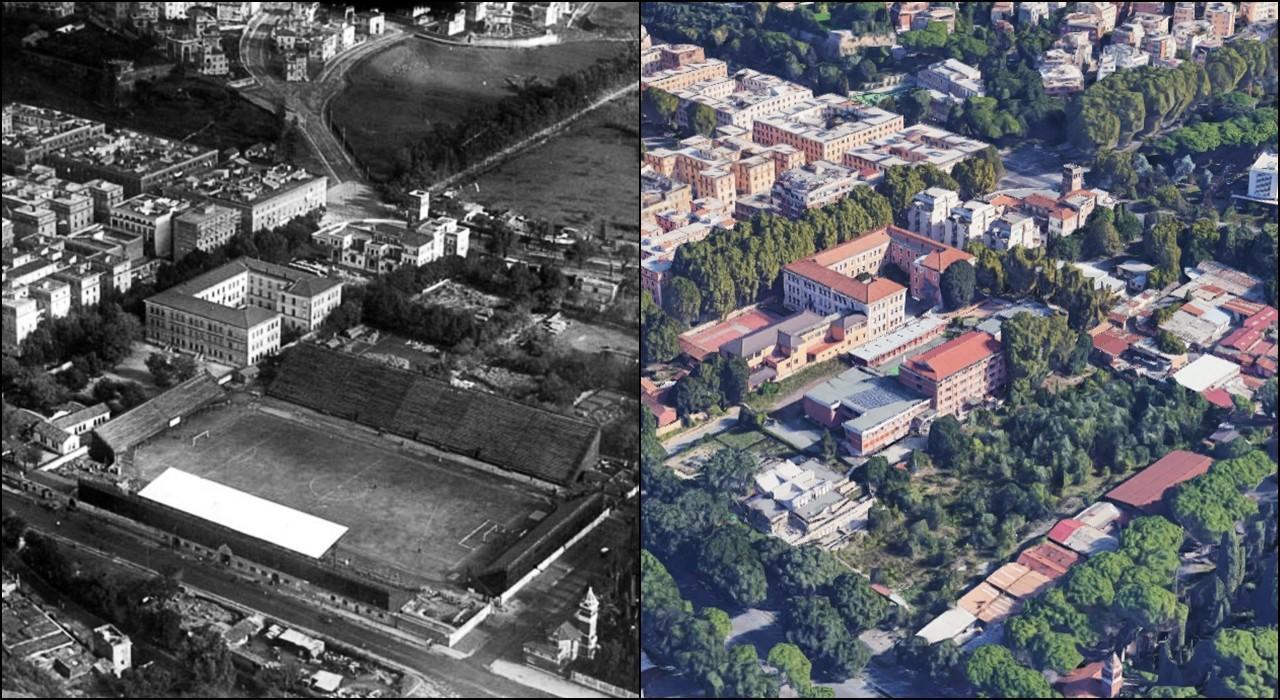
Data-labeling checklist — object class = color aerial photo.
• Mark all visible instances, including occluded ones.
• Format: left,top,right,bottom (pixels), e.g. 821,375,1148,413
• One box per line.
2,1,639,698
640,2,1277,698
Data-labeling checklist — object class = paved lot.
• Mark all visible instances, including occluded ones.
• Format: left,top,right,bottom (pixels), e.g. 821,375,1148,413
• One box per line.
998,142,1070,192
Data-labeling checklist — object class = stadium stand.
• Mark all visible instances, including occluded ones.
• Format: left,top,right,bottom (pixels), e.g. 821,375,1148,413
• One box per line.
77,478,413,611
268,345,601,487
91,372,225,461
476,492,606,594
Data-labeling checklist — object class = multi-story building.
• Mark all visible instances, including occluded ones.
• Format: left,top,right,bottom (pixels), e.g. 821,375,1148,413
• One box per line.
1017,1,1048,25
721,309,870,386
641,167,692,225
1097,44,1151,80
109,194,189,259
783,236,906,337
1040,63,1084,97
1078,1,1116,34
1240,2,1278,24
771,161,862,219
1143,32,1178,61
986,211,1040,250
1,104,105,168
744,458,870,544
669,68,814,130
173,203,239,261
27,277,71,322
917,59,985,107
283,52,307,82
312,217,470,274
144,257,342,365
1173,1,1198,25
943,199,999,250
2,293,41,348
906,187,961,242
841,123,989,175
1112,21,1145,48
51,263,103,309
172,160,325,234
82,179,126,223
640,46,728,92
804,367,930,456
1248,152,1277,201
752,96,903,165
898,330,1005,416
8,205,56,239
45,127,219,197
2,173,94,236
1204,2,1236,39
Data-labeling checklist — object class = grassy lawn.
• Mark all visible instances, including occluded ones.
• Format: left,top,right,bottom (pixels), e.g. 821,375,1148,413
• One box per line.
811,8,831,25
716,429,768,450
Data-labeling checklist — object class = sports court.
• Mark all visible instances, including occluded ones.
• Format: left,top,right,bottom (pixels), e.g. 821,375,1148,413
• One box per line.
130,399,556,582
678,307,787,361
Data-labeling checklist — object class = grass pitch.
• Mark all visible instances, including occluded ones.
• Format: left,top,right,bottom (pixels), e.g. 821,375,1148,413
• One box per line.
130,399,555,582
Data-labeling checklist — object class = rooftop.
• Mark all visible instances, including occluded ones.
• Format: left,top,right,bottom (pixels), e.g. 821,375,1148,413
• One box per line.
900,331,1001,382
1104,450,1213,514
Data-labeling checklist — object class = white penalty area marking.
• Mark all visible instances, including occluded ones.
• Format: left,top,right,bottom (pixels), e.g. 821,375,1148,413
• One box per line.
457,519,500,550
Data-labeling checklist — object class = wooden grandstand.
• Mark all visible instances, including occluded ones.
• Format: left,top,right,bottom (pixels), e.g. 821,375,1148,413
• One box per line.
268,345,601,487
92,372,226,461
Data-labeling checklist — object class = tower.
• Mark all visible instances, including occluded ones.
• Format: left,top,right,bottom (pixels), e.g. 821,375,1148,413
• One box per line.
574,586,599,659
1102,651,1123,698
407,189,430,225
1062,163,1085,194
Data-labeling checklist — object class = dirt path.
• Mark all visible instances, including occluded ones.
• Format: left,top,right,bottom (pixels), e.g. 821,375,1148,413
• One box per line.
429,81,639,193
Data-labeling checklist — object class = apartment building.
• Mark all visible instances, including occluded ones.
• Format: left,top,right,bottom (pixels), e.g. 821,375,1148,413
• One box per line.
2,172,95,236
669,68,814,130
985,212,1040,251
1,103,105,168
640,48,728,92
45,128,219,197
1097,44,1151,80
1240,2,1278,24
771,160,863,219
841,123,989,175
906,187,961,243
109,194,189,259
898,331,1005,416
1204,2,1236,39
312,217,470,274
1247,152,1277,201
917,59,985,107
753,97,903,165
2,294,41,349
173,203,239,261
171,160,326,234
944,199,999,250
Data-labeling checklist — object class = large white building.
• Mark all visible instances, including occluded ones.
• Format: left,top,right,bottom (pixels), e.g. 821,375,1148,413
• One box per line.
144,257,342,365
1247,152,1277,202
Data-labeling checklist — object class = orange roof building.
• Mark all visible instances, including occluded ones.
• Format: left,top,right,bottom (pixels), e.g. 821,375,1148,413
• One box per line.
1017,541,1081,580
898,331,1005,416
1104,450,1213,516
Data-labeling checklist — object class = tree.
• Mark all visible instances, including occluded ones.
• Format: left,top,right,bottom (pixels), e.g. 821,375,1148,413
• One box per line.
783,596,871,677
1256,378,1276,421
1114,204,1142,242
953,157,998,200
940,261,976,310
688,102,719,136
879,165,926,222
647,88,680,127
768,643,817,695
1082,208,1123,259
1191,626,1278,699
664,276,702,325
701,448,758,499
644,316,681,364
771,546,841,598
1156,330,1188,355
700,527,768,607
722,645,779,698
927,415,968,467
700,607,732,642
829,573,889,633
900,88,932,126
965,644,1056,698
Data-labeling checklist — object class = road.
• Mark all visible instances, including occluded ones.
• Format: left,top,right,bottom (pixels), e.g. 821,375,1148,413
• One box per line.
7,493,551,699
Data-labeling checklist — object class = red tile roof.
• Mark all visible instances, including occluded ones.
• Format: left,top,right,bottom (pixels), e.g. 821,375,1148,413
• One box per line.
784,259,905,304
1063,188,1096,200
1023,193,1061,210
1017,541,1080,580
1104,450,1213,514
988,194,1022,209
809,230,892,267
900,331,1001,382
919,247,974,272
1093,328,1139,357
1048,518,1085,545
1201,388,1234,409
1048,207,1074,220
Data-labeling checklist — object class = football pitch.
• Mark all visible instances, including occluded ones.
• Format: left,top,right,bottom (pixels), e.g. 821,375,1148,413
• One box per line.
130,399,555,582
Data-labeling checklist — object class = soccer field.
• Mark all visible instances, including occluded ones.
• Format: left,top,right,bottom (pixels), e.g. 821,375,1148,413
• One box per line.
130,399,556,583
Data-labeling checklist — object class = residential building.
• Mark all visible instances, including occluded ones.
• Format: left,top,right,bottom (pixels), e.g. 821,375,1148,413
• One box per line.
1040,63,1084,96
50,264,102,309
1,103,105,168
668,68,814,130
1204,2,1236,38
898,331,1005,416
804,367,930,455
1143,31,1178,60
109,194,189,259
985,211,1040,250
943,199,999,250
1173,1,1198,25
640,46,728,92
1112,21,1145,48
171,160,326,234
841,123,989,175
906,187,961,242
1247,151,1277,201
2,294,41,348
771,160,862,219
284,52,307,82
173,203,239,261
1240,2,1278,24
1097,44,1151,80
752,96,904,165
312,218,470,274
1018,2,1048,25
45,127,219,197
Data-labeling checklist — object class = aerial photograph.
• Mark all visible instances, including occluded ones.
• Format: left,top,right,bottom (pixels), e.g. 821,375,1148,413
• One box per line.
640,2,1277,699
2,1,639,698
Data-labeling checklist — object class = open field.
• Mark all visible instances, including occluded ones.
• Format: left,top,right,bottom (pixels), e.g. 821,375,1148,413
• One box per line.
468,94,638,229
329,38,629,179
130,399,556,582
554,318,638,356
